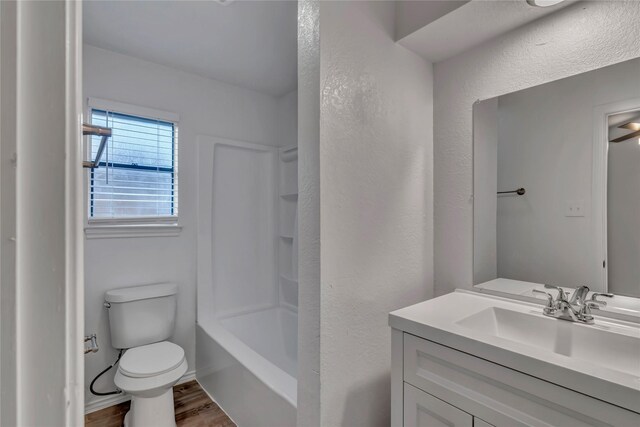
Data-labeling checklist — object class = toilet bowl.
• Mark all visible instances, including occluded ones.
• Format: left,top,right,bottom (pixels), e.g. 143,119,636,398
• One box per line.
115,341,188,427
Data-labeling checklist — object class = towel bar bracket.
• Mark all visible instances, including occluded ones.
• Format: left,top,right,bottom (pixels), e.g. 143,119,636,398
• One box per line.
497,187,526,196
82,123,112,169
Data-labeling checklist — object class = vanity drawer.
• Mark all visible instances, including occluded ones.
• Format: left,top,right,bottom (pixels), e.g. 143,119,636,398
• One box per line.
403,333,640,427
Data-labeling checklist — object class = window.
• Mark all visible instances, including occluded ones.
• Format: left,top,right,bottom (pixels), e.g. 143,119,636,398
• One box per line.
88,108,178,222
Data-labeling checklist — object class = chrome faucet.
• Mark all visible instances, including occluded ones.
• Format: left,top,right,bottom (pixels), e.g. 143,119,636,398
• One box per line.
568,285,590,307
532,285,612,325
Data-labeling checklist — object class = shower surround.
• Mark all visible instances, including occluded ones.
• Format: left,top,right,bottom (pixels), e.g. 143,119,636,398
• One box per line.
196,135,298,426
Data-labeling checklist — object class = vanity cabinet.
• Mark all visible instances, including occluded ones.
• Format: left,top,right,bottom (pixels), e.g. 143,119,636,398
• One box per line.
404,382,490,427
391,329,640,427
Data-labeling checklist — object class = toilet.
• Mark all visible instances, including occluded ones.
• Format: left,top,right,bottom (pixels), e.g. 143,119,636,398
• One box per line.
105,283,187,427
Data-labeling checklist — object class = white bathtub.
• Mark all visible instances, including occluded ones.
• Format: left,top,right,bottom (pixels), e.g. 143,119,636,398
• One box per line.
196,307,297,426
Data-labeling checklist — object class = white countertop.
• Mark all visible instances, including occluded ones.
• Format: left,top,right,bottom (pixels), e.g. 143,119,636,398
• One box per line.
389,290,640,413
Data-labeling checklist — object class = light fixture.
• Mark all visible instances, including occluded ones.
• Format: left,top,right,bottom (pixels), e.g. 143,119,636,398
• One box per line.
621,121,640,131
526,0,566,7
610,119,640,143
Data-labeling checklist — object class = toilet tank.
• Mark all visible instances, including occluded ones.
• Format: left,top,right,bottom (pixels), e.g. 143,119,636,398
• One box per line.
105,283,178,349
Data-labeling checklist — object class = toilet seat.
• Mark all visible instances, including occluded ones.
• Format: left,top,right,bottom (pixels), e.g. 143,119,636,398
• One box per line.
119,341,185,378
114,341,188,399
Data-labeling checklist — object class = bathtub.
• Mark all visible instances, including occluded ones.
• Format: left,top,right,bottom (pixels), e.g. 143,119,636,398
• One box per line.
196,307,297,426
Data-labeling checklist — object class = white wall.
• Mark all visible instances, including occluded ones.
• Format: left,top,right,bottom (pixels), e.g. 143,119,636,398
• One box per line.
279,89,298,148
434,0,640,296
318,1,433,425
83,45,288,409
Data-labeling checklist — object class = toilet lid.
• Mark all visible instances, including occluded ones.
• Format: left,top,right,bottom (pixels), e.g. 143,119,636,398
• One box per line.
119,341,185,378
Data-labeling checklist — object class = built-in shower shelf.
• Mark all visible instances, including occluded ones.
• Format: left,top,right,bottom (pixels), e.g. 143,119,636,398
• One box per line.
280,273,298,284
278,144,298,310
279,145,298,162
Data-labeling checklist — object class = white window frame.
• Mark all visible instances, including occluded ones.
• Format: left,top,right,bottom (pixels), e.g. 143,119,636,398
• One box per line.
83,97,182,238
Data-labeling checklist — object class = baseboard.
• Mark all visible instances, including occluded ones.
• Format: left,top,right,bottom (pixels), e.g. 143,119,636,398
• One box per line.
84,393,131,415
177,369,196,385
84,369,196,415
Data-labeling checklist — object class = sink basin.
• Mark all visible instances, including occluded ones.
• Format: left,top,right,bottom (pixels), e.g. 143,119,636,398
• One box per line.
456,307,640,377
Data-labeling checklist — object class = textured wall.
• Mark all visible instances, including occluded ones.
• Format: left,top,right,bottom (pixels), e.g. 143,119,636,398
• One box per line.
319,1,433,425
434,1,640,296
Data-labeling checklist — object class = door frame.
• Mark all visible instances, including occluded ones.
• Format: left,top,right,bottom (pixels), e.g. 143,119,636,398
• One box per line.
592,96,640,293
65,0,85,424
1,1,84,425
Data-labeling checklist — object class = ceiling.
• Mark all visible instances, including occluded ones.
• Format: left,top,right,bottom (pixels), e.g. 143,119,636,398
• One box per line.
83,0,298,97
397,0,577,62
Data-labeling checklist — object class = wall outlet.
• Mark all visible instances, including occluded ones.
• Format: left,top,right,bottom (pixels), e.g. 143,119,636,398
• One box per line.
565,200,585,217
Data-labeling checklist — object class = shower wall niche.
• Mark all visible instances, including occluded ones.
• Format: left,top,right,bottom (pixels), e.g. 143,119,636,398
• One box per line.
278,145,298,311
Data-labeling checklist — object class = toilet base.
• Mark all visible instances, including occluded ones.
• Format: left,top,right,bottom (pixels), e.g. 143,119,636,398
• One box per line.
123,388,177,427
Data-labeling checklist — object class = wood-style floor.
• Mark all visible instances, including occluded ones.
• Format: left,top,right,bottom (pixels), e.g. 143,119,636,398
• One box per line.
85,380,236,427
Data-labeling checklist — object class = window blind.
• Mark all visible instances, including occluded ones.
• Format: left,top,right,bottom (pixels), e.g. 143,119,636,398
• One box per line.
89,109,178,219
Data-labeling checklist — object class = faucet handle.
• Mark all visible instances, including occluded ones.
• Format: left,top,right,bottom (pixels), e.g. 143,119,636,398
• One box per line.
532,289,554,307
586,300,606,308
544,284,568,301
580,300,605,320
590,292,614,306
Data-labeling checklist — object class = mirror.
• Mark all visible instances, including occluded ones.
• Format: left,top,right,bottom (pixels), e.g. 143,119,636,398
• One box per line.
473,57,640,305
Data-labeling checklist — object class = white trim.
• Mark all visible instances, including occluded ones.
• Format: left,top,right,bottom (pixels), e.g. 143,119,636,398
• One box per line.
85,216,182,238
84,370,196,415
65,1,84,425
85,223,183,239
84,393,131,416
591,96,640,293
88,216,179,226
87,97,180,123
0,1,18,424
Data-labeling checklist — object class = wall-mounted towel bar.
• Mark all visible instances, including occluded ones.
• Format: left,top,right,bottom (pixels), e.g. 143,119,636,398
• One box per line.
82,123,112,169
498,187,526,196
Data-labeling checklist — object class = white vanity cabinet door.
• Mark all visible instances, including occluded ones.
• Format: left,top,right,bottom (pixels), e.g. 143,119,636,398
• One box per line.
473,418,494,427
404,383,473,427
